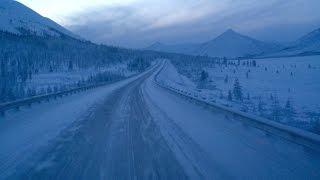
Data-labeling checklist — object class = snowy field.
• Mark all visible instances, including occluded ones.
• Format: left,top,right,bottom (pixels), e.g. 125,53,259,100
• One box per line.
167,56,320,133
25,63,138,95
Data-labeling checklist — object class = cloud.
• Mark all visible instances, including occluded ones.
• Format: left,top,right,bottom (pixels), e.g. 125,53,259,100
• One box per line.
63,0,320,48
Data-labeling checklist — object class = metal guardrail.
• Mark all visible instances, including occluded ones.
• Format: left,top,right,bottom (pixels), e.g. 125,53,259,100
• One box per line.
0,62,160,116
0,82,108,116
154,61,320,151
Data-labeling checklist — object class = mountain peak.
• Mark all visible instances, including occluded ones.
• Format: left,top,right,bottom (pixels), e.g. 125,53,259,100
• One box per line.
149,41,165,47
225,28,236,33
152,41,164,46
146,28,281,58
198,28,280,58
221,29,240,36
145,41,166,50
210,29,247,42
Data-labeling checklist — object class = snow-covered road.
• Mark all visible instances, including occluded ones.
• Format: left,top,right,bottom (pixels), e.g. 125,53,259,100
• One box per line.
1,62,320,179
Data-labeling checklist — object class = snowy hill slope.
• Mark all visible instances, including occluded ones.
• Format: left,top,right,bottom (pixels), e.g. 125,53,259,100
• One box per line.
265,28,320,57
0,0,79,39
146,29,281,58
146,42,198,55
297,28,320,50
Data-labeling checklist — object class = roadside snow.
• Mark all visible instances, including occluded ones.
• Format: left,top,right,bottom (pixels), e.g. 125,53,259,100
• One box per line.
157,61,195,88
0,67,154,178
144,64,320,179
160,56,320,133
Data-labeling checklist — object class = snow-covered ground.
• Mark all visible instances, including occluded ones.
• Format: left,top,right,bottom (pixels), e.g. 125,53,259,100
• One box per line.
26,63,138,93
27,71,91,90
0,65,156,178
2,61,320,179
166,56,320,133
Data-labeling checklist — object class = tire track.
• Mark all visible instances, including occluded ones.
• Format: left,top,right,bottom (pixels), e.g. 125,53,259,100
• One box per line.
11,68,188,180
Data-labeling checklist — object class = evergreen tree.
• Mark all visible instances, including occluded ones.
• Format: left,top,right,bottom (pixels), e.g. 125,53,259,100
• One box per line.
258,97,265,115
53,86,59,93
0,60,6,77
228,90,233,101
271,96,281,121
47,86,53,94
68,60,74,71
49,65,53,72
252,60,257,67
233,78,243,101
270,94,274,100
40,88,46,95
219,92,224,99
284,99,296,121
200,70,209,82
224,75,229,83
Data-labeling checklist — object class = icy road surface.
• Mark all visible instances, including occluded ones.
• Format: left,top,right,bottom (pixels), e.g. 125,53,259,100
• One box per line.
1,62,320,179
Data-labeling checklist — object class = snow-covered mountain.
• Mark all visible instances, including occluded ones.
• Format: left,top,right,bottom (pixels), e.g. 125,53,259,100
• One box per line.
146,29,280,58
265,28,320,57
146,42,199,55
297,28,320,50
196,29,280,58
0,0,79,39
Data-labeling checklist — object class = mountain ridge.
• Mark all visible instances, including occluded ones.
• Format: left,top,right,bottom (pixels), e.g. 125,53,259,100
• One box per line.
146,28,320,58
0,0,80,39
258,28,320,57
146,29,281,58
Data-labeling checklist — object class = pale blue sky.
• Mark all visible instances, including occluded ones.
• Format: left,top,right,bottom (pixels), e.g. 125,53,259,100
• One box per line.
17,0,320,48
